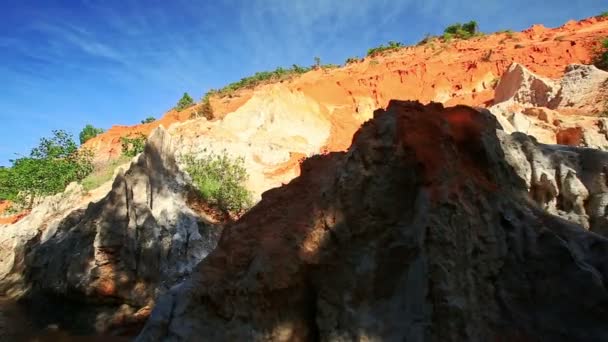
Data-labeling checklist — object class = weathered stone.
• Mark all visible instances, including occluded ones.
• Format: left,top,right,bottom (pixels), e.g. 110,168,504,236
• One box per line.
137,102,608,341
494,63,559,107
0,126,222,333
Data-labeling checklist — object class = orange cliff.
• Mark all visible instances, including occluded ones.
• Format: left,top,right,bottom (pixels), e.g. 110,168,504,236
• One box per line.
85,16,608,162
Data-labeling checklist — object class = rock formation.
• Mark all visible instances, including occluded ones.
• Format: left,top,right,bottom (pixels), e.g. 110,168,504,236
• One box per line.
500,131,608,235
491,63,608,148
0,127,222,333
137,101,608,341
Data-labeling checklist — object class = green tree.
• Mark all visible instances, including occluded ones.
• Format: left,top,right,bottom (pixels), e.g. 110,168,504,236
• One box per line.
182,151,253,214
141,117,156,124
175,92,195,111
0,130,93,207
314,56,321,68
79,124,104,145
443,21,479,40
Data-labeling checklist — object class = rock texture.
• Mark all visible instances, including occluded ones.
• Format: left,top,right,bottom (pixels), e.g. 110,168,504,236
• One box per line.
0,127,222,333
490,63,608,148
494,63,608,114
137,101,608,341
500,131,608,235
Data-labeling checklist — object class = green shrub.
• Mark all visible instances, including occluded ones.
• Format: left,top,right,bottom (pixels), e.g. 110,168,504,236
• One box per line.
321,63,340,69
345,57,360,64
182,151,253,214
81,156,131,191
443,20,480,40
599,11,608,18
594,38,608,71
141,117,155,124
367,41,404,57
120,133,146,157
79,124,104,144
0,130,93,207
175,92,195,111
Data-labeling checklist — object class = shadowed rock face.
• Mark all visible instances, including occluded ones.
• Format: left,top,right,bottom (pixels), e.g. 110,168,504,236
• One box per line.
137,101,608,341
0,127,222,333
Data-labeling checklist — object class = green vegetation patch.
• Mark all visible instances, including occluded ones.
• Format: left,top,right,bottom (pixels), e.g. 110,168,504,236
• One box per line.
175,92,195,111
141,116,156,124
79,124,104,145
443,21,480,40
367,41,404,57
120,133,147,157
0,130,93,207
182,151,253,214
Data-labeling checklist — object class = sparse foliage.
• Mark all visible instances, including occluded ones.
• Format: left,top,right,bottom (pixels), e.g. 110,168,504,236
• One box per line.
345,57,360,64
210,65,313,97
182,151,253,214
79,124,104,145
367,41,404,57
314,56,321,68
81,155,131,191
175,92,195,111
141,117,155,124
120,133,146,157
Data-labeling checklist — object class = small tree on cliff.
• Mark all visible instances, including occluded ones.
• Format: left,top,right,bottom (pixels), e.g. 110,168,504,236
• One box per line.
79,124,104,145
175,92,195,111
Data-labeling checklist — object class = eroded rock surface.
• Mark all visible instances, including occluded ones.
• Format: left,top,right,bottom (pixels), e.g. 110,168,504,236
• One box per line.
500,131,608,235
491,63,608,149
0,127,222,333
137,102,608,341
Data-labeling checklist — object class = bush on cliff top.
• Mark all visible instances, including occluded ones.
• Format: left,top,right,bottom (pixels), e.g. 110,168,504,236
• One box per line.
443,21,480,40
175,92,195,111
210,64,313,98
0,130,93,207
182,151,253,214
367,41,404,57
79,124,104,145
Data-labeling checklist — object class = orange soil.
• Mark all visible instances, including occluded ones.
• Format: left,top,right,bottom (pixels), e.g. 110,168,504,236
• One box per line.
0,200,28,225
84,16,608,169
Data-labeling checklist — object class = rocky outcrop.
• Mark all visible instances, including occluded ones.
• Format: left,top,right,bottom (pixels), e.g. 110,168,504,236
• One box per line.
490,63,608,148
494,63,608,114
137,101,608,341
500,131,608,235
0,127,222,333
494,63,559,107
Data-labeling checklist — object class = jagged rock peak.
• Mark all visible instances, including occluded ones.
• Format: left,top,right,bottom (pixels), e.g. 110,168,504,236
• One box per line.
138,101,608,341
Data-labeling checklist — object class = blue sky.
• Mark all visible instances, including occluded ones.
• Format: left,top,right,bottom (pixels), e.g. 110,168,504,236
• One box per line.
0,0,605,165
